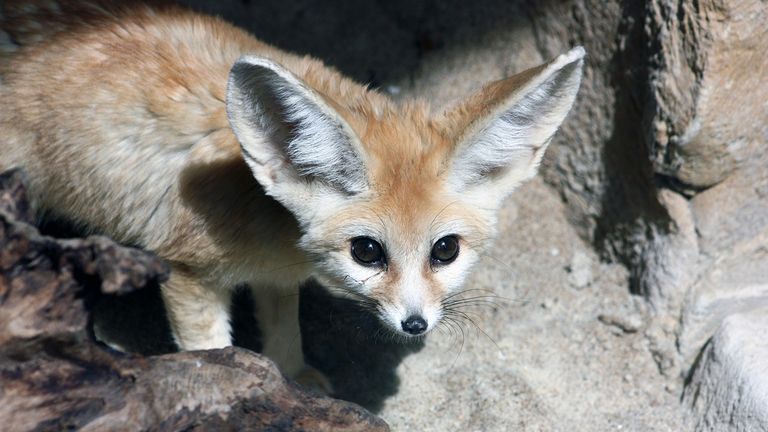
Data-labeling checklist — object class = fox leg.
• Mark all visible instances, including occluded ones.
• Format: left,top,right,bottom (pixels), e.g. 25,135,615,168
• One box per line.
250,286,305,376
251,285,333,392
161,270,233,350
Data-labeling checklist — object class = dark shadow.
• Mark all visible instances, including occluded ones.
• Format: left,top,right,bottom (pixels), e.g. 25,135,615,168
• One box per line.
681,336,710,404
231,281,425,412
180,0,546,88
592,0,672,295
230,286,263,353
300,281,424,413
91,284,178,356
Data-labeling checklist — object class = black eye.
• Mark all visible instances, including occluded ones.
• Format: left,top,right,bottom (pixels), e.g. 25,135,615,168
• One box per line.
431,236,459,264
351,237,385,266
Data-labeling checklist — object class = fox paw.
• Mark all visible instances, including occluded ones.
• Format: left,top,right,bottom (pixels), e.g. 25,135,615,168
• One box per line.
294,365,334,395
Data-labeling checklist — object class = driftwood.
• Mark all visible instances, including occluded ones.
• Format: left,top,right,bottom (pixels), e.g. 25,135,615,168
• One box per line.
0,169,389,431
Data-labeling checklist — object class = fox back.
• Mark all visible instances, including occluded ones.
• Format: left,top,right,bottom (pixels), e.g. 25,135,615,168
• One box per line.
0,0,584,345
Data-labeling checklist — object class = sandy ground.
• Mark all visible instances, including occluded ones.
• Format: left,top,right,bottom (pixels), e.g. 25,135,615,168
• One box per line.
374,178,689,431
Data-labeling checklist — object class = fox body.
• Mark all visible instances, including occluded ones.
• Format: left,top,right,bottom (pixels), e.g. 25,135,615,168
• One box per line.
0,1,584,382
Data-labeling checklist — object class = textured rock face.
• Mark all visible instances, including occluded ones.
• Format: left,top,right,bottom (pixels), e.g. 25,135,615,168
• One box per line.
683,308,768,432
0,169,388,432
647,0,768,190
639,3,768,365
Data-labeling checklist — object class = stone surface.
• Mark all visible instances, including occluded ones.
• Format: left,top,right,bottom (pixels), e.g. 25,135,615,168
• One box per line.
567,250,594,289
598,313,643,334
0,169,388,432
678,228,768,365
646,0,768,190
683,307,768,432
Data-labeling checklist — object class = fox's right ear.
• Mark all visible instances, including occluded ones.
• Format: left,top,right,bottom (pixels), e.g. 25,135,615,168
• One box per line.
226,56,368,208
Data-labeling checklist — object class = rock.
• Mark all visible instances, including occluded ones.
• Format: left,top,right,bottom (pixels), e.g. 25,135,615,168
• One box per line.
677,232,768,367
1,346,388,432
567,251,593,289
683,308,768,432
0,169,33,223
598,313,643,334
646,0,768,190
0,169,388,432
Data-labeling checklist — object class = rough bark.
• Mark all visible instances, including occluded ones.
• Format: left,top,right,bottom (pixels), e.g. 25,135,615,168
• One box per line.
0,169,388,432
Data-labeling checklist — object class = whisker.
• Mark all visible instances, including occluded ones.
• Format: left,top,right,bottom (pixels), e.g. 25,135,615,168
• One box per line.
442,298,504,309
441,316,466,369
259,259,316,273
444,309,502,354
441,287,497,301
429,201,461,232
442,288,525,308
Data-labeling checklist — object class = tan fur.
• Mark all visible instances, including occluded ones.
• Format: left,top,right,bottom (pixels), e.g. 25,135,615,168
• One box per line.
0,0,584,384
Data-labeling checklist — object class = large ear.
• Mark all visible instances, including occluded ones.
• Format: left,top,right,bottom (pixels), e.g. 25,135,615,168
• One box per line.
226,56,368,200
443,47,585,196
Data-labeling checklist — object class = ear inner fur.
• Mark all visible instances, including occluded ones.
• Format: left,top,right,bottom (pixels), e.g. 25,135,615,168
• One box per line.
441,47,585,193
227,56,369,195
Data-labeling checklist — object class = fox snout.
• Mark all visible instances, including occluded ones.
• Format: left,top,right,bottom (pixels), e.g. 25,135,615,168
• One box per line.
376,295,444,338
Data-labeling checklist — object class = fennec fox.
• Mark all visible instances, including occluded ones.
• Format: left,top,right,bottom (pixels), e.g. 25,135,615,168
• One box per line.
0,1,584,384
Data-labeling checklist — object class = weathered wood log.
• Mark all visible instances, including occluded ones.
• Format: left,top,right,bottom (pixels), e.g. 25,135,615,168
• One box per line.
0,169,389,431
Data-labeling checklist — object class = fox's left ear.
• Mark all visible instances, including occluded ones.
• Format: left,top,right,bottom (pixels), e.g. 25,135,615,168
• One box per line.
442,47,585,199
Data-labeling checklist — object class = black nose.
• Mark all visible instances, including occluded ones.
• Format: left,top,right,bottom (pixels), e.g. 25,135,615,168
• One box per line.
401,315,428,335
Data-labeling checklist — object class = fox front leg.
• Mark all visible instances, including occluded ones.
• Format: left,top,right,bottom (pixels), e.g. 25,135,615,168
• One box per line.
251,285,332,392
161,270,234,350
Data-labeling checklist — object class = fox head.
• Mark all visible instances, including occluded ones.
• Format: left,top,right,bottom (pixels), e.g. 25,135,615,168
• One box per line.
227,47,584,337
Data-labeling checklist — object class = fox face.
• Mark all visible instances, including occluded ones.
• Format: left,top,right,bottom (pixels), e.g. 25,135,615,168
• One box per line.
228,48,585,337
302,189,494,337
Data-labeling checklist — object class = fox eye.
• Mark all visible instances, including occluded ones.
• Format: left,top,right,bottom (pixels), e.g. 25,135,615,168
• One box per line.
351,237,385,266
431,236,459,264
